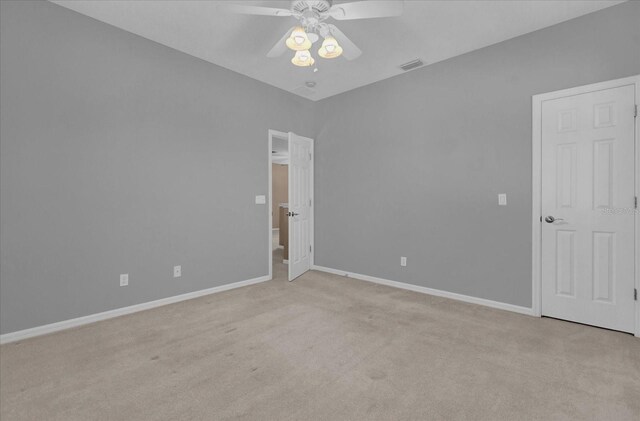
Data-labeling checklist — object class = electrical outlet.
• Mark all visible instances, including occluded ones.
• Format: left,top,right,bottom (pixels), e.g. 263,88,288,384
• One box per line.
120,273,129,286
173,265,182,278
400,257,407,267
498,194,507,206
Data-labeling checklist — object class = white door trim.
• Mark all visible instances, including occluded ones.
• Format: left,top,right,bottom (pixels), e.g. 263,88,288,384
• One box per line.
309,138,315,268
268,129,288,280
268,129,314,280
531,75,640,337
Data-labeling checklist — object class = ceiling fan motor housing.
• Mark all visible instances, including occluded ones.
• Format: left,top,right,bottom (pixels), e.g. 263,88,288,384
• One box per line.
291,0,332,15
292,1,332,33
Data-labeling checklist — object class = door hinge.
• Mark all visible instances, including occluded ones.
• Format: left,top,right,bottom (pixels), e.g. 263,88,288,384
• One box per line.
309,198,312,207
635,288,638,301
635,196,638,209
309,152,312,161
309,245,312,253
635,104,638,118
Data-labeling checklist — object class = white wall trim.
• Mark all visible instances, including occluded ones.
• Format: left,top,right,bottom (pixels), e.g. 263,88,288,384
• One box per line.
311,265,535,316
531,75,640,337
0,275,270,345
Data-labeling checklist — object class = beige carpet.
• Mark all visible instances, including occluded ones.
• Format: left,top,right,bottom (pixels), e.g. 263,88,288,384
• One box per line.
1,250,639,420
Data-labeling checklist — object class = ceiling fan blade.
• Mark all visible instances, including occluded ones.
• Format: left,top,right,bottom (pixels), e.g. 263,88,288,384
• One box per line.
219,3,293,17
267,27,296,58
329,0,403,20
327,24,362,60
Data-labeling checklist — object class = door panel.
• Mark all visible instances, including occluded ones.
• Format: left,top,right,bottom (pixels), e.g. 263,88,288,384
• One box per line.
288,132,313,281
541,84,635,333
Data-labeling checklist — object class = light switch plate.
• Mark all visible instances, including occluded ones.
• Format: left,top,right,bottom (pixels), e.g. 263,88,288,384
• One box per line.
120,273,129,286
173,265,181,278
400,257,407,267
255,195,266,204
498,194,507,206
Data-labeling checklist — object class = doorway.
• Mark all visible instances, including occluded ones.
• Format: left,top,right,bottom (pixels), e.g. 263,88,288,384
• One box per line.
532,75,639,336
268,130,314,282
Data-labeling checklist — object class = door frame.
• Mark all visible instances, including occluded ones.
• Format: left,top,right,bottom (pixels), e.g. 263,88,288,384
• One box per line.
531,75,640,337
267,129,315,281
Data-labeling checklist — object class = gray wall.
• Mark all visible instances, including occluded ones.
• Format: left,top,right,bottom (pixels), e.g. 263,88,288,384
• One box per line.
0,0,314,334
313,1,640,308
2,1,640,335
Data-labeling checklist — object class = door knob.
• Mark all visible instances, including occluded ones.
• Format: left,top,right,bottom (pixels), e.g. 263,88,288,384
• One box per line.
288,212,299,217
545,216,564,223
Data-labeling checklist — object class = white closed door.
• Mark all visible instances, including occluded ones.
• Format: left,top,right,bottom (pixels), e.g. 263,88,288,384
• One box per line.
541,84,636,333
288,132,313,281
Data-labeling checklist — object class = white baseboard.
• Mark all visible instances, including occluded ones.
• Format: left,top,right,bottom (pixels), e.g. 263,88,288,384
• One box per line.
311,265,534,317
0,275,271,345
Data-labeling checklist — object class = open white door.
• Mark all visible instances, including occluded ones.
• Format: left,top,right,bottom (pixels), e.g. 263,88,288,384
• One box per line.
540,84,636,333
287,132,313,281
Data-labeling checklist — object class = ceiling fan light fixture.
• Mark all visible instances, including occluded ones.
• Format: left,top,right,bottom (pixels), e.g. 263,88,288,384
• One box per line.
291,50,315,67
286,26,312,51
318,36,343,59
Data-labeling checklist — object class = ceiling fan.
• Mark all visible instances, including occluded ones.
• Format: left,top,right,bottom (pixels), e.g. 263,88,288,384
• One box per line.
221,1,403,66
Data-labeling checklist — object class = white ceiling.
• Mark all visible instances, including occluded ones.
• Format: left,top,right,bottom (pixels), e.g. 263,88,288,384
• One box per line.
51,0,623,101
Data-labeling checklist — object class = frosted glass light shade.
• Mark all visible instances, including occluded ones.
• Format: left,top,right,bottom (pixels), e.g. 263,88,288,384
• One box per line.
286,27,312,51
291,50,315,67
318,36,343,59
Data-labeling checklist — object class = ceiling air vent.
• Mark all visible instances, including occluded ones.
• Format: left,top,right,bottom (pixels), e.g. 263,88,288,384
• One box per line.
399,59,424,72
